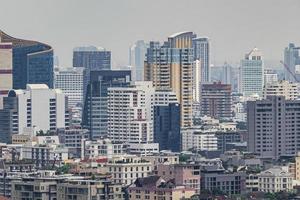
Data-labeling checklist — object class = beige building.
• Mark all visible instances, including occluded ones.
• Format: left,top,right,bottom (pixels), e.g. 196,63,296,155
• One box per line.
57,179,124,200
128,176,196,200
258,167,293,193
145,32,194,127
0,42,13,109
263,80,298,100
295,152,300,180
107,155,152,186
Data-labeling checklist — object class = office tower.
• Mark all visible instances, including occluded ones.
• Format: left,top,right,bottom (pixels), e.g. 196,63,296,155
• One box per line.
193,60,201,102
247,96,300,160
240,48,264,97
222,63,233,85
210,64,233,85
200,82,233,119
0,84,68,143
107,82,155,144
73,46,111,100
284,43,300,82
0,30,54,89
82,70,131,139
263,80,298,100
73,46,111,69
0,42,13,108
264,69,278,85
54,67,84,107
145,32,194,127
129,40,148,81
193,37,210,83
153,90,180,152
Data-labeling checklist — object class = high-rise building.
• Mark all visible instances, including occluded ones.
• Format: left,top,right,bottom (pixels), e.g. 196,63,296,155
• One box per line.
247,96,300,160
193,60,201,102
0,30,54,89
129,40,148,81
107,82,155,144
145,32,194,127
200,82,233,119
222,63,233,85
193,37,210,83
284,43,300,82
153,90,180,152
73,46,111,70
240,48,264,97
0,42,13,108
0,84,69,143
73,46,111,101
263,80,298,100
54,67,84,107
82,70,131,139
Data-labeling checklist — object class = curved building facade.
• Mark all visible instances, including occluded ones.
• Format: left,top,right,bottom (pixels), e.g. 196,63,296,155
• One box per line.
0,30,53,89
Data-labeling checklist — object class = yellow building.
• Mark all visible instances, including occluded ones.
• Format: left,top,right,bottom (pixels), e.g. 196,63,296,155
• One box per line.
144,32,194,127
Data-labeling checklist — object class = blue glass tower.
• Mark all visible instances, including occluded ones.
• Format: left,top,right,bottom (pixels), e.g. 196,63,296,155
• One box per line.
0,30,54,89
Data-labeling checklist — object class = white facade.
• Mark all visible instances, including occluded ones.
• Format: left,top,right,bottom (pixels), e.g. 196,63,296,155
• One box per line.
107,82,155,144
153,90,178,106
107,155,152,186
258,167,293,193
193,60,201,102
181,127,218,151
263,80,298,100
12,84,67,134
54,67,84,107
129,40,148,81
240,48,264,97
127,143,159,156
264,71,278,85
82,138,125,159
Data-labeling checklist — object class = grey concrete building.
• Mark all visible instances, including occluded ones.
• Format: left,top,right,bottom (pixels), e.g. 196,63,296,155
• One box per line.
247,96,300,160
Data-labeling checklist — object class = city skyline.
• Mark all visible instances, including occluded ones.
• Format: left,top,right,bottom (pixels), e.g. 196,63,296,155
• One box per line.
1,0,300,68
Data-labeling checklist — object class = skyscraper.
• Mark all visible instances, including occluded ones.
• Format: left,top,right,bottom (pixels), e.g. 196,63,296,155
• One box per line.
0,42,13,108
82,70,131,139
193,37,210,83
0,30,54,89
107,82,155,143
129,40,148,81
193,60,201,103
54,67,84,107
284,43,300,82
145,32,194,127
240,48,264,97
222,63,233,85
73,46,111,101
73,46,111,70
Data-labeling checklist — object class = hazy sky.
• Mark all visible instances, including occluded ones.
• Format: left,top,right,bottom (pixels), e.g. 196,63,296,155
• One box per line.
1,0,300,68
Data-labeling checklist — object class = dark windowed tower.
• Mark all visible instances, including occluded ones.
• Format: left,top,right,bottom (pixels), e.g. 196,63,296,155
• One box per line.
82,70,131,139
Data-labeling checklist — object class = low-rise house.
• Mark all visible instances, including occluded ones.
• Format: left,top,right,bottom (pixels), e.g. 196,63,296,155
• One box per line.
57,179,124,200
258,167,293,193
201,168,246,196
127,176,196,200
107,155,152,186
